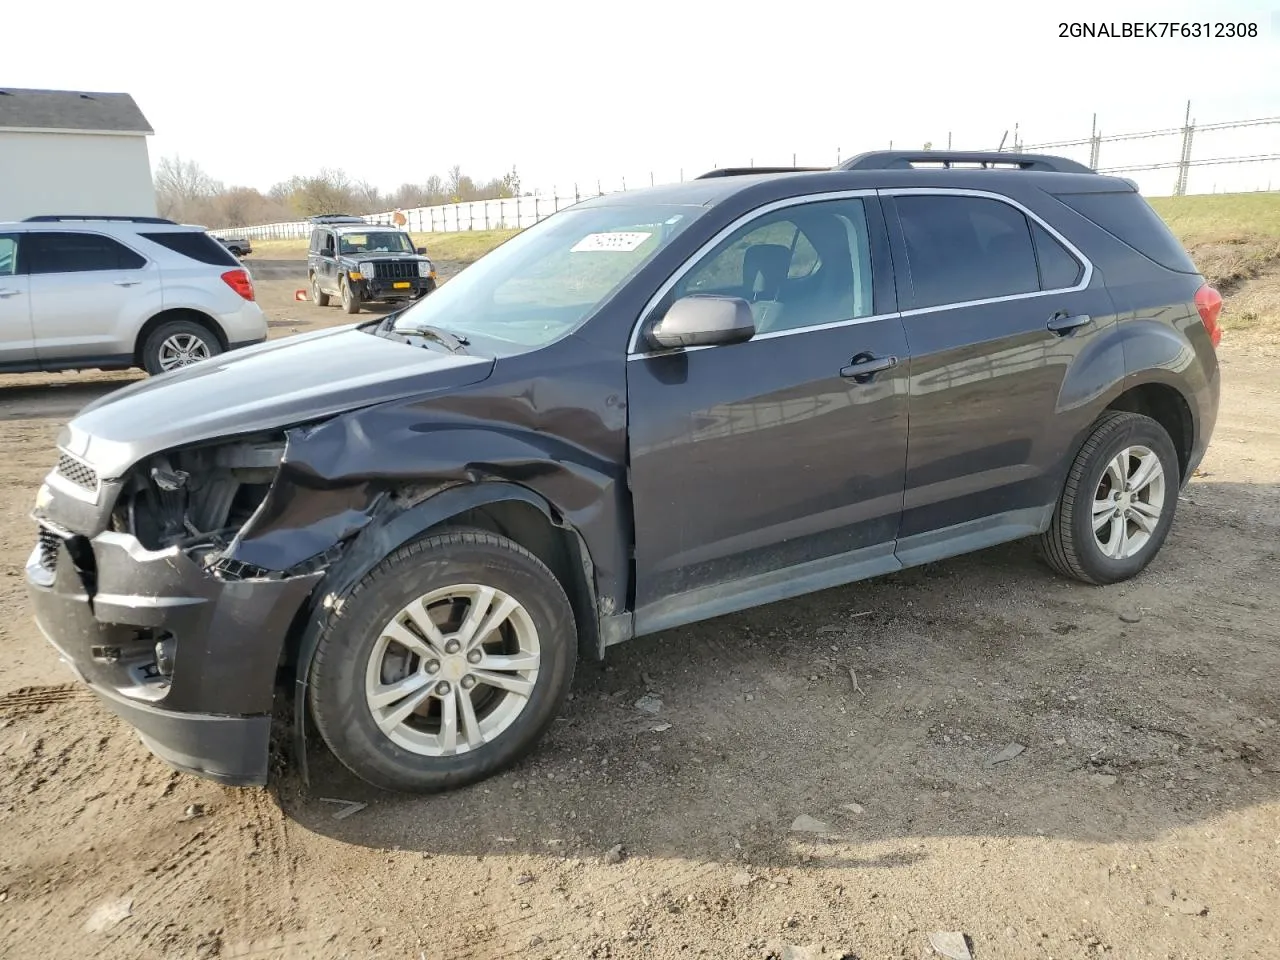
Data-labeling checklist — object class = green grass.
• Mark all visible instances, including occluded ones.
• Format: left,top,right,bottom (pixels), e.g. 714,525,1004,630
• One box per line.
1149,192,1280,245
1151,192,1280,337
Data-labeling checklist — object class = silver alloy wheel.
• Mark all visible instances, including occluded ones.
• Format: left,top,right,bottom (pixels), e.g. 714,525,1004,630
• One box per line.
364,584,541,756
157,333,212,371
1091,444,1166,560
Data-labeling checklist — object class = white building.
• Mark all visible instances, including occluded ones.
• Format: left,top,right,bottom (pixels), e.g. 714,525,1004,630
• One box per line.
0,87,156,221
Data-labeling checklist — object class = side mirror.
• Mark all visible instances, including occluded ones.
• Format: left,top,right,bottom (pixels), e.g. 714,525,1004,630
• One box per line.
647,295,756,350
416,246,427,255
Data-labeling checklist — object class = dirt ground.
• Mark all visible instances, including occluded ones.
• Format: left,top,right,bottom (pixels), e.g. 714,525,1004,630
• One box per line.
1,262,1278,960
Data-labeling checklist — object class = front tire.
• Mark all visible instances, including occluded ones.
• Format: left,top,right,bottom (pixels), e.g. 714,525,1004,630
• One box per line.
341,278,361,314
309,530,577,793
1040,411,1179,585
141,319,222,376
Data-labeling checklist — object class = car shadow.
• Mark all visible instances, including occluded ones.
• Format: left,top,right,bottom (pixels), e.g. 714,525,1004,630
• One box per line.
274,479,1280,867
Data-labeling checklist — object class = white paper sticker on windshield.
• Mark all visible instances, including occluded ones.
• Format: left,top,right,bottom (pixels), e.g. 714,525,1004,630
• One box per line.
571,231,652,253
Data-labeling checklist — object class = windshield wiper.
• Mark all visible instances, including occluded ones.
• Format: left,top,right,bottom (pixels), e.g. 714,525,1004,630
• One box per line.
392,320,470,354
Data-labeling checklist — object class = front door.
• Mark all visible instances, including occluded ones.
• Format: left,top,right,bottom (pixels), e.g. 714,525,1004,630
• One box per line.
0,233,36,368
627,195,910,635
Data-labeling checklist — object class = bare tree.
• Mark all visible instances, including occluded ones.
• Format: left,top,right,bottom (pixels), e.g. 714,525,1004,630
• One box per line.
154,155,221,220
168,159,525,228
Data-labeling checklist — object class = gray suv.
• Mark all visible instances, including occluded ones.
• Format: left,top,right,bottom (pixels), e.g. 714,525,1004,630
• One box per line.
28,152,1219,794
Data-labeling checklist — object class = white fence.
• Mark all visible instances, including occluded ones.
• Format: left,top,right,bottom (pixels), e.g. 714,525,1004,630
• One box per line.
218,190,605,241
214,105,1280,241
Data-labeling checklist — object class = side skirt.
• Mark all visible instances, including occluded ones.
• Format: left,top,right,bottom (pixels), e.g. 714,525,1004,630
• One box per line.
627,505,1055,642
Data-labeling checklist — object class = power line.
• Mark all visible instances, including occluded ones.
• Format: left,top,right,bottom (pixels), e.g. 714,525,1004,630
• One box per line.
979,116,1280,154
1098,153,1280,174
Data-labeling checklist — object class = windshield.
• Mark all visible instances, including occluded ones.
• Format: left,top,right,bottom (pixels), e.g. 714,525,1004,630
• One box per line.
390,203,703,354
339,231,415,255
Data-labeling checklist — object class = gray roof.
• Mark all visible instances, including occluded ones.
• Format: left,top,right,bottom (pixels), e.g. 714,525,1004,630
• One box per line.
0,87,153,134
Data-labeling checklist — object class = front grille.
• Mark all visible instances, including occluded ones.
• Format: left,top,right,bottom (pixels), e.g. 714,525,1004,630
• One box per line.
210,557,273,581
371,260,418,281
56,453,98,491
37,526,62,572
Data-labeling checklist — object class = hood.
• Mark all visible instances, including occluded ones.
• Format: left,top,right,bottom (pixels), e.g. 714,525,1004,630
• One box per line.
61,326,494,479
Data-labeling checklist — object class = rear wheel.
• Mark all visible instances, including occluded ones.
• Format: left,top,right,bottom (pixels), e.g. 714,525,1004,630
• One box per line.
341,277,361,314
310,274,330,307
1040,411,1179,585
309,530,577,793
142,319,222,376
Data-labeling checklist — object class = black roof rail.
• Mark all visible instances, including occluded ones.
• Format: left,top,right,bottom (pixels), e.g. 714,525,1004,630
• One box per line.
22,214,178,224
696,166,831,179
308,214,367,224
838,151,1094,174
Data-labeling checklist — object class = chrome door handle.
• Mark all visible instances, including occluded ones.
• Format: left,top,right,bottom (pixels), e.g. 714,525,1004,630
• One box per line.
840,354,899,382
0,288,22,298
113,279,141,287
1046,312,1092,335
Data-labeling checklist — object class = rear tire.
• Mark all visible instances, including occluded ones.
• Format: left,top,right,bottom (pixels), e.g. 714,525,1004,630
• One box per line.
309,530,577,793
1040,411,1179,585
311,274,330,307
141,319,222,376
341,278,361,314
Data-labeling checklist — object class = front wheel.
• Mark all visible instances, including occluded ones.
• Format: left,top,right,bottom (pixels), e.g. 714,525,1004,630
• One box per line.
1040,411,1179,585
308,530,577,793
340,278,361,314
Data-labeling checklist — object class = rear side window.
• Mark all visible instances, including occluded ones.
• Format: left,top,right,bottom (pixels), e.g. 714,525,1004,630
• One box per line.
140,231,239,266
27,232,146,274
896,195,1040,309
1054,190,1198,274
1031,221,1084,289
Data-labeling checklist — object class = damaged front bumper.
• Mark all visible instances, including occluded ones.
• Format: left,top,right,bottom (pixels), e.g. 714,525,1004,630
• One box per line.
26,523,320,785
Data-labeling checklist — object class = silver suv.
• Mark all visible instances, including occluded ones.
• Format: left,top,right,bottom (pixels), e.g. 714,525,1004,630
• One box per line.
0,215,268,375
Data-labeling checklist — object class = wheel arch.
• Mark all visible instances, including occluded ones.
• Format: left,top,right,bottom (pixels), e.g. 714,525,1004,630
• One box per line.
283,481,604,785
133,308,229,365
1103,380,1194,480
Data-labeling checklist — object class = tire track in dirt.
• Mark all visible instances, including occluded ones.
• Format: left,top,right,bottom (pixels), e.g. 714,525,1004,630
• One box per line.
0,682,92,713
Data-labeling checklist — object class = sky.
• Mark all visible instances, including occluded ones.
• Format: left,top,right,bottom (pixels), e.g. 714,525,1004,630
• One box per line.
5,0,1280,201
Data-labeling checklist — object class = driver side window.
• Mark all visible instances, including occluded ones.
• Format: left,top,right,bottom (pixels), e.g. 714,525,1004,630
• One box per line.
674,198,874,335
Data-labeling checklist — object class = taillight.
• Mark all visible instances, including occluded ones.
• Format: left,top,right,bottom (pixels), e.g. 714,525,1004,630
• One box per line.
221,268,255,302
1194,284,1222,348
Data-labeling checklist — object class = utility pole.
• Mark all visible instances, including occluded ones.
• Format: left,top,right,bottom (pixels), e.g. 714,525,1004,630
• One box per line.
1089,113,1102,169
1175,100,1195,197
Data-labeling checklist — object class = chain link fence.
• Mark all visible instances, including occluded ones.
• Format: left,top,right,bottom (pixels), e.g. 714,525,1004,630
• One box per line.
217,104,1280,240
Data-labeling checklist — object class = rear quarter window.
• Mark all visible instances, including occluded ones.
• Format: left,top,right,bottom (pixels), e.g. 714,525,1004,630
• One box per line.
140,231,240,267
1053,191,1198,274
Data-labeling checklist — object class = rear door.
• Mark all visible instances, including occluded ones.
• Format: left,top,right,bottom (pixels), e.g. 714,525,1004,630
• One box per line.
0,232,36,367
627,194,910,633
882,189,1115,559
26,231,155,365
